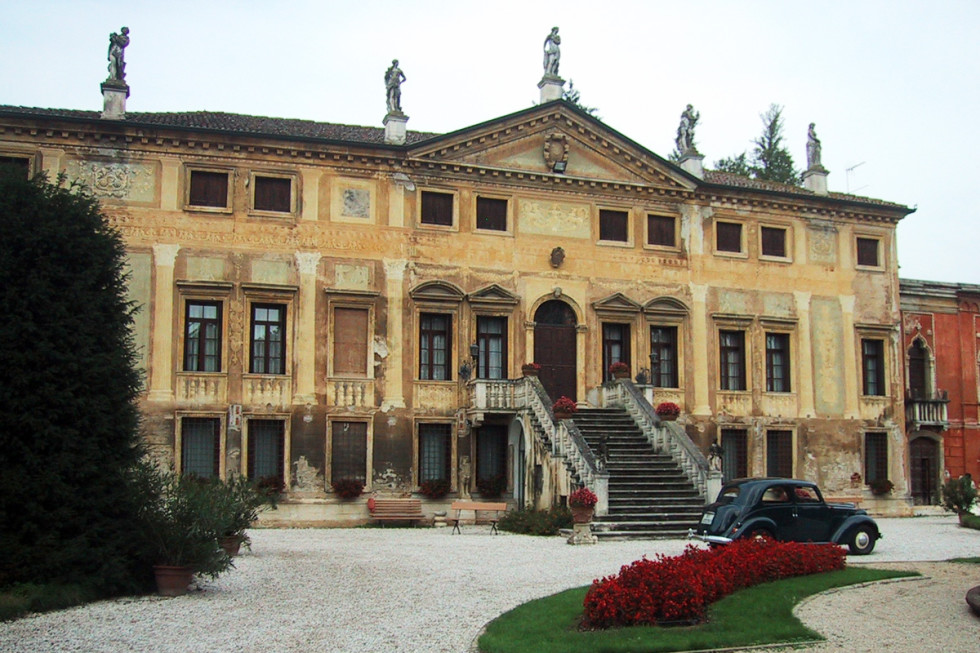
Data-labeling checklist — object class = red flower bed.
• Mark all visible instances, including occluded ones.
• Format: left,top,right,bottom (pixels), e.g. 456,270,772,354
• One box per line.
583,539,845,628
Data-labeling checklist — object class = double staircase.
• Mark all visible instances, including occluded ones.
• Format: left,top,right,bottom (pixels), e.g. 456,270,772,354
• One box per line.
574,408,704,539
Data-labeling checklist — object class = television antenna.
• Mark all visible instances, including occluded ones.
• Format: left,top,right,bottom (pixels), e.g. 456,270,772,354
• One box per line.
846,161,867,194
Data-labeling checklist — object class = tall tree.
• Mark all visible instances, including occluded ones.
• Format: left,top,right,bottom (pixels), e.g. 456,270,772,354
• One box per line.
563,79,599,118
0,171,146,594
713,104,800,185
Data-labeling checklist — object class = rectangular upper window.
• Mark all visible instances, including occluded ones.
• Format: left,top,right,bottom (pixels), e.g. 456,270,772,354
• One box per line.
719,329,746,391
184,301,222,372
419,312,452,380
861,338,886,396
249,304,286,374
765,332,791,392
333,307,370,376
188,169,231,209
602,322,631,381
476,197,507,231
856,237,881,267
421,190,454,226
0,155,31,179
477,316,507,380
761,226,787,258
599,209,629,242
716,221,743,253
650,326,678,388
253,175,292,213
647,214,676,247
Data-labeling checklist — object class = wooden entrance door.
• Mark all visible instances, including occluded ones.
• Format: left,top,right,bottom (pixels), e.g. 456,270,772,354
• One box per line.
910,436,939,505
533,300,577,402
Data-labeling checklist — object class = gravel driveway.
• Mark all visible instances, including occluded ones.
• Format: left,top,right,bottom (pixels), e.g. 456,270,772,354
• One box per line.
1,515,977,652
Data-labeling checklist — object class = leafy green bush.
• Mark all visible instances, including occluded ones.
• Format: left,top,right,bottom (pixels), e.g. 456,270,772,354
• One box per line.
499,507,572,535
940,475,978,515
0,583,96,622
962,512,980,531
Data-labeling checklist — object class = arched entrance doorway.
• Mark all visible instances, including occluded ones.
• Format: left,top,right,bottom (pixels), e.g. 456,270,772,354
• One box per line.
534,300,577,402
909,435,940,505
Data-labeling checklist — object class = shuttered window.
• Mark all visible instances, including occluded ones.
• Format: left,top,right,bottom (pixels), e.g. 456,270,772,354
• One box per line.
181,417,220,478
761,226,787,257
331,421,367,483
421,191,453,226
716,221,743,253
333,307,369,376
599,209,629,242
188,170,229,208
476,197,507,231
857,237,880,267
253,175,292,212
647,215,675,247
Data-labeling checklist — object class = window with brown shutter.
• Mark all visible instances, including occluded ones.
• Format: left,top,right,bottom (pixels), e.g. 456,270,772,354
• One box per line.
188,170,230,208
647,215,675,247
476,197,507,231
599,209,629,242
0,156,30,179
761,226,787,257
857,237,880,267
716,221,743,253
333,307,369,376
421,191,454,226
253,175,292,213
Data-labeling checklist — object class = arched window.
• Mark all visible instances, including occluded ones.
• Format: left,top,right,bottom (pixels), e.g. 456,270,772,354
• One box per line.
908,339,929,399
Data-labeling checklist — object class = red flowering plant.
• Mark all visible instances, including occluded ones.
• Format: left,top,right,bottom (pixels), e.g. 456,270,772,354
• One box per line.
583,539,846,628
330,478,364,500
552,396,578,415
419,478,451,499
568,486,598,509
608,361,630,375
522,362,541,371
655,401,681,418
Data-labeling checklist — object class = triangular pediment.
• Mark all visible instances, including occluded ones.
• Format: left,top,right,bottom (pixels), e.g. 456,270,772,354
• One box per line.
408,101,696,193
593,293,642,316
468,284,520,307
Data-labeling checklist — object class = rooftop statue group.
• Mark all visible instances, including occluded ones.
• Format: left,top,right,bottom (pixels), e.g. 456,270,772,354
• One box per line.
107,26,130,82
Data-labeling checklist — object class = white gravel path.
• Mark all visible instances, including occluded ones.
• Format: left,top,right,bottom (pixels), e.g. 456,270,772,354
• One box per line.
0,515,977,653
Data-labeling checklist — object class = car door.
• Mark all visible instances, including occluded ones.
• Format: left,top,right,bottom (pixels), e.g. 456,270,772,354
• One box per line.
786,485,834,542
755,485,795,539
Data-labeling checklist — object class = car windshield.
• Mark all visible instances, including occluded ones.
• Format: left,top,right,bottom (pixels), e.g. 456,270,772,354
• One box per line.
715,486,740,505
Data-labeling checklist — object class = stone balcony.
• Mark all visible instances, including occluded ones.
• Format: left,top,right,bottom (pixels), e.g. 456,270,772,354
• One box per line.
905,389,949,429
175,372,227,405
243,374,292,410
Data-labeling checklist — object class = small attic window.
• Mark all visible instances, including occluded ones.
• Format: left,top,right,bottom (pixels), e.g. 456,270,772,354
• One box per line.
421,190,454,226
188,169,231,209
599,209,629,242
476,197,507,231
0,156,31,179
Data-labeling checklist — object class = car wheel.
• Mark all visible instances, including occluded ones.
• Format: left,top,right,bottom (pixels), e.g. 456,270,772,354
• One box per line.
847,525,876,555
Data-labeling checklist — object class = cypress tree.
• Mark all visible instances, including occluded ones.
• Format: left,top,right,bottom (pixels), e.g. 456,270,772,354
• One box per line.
0,171,145,594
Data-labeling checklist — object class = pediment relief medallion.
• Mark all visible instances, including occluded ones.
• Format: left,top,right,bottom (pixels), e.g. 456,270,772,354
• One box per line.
543,132,568,172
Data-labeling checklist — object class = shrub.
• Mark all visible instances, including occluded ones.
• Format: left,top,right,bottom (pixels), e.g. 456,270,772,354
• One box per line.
868,478,894,495
609,361,630,375
655,401,681,417
583,539,846,628
568,487,598,508
499,507,572,535
331,478,365,500
419,478,451,499
940,475,978,515
552,396,577,415
962,512,980,530
477,474,506,498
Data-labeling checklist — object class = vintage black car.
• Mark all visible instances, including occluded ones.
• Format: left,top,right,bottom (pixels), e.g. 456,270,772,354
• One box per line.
689,478,881,554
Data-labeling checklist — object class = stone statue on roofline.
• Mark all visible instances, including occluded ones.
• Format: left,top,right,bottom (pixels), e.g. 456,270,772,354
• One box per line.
806,122,824,170
107,26,130,82
543,27,561,78
675,104,700,156
385,59,406,114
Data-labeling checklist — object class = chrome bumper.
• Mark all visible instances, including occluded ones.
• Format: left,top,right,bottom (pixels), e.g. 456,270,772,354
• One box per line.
687,529,733,545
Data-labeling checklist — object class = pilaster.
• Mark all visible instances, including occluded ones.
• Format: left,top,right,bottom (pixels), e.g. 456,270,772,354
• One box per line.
839,295,859,419
690,284,711,415
147,244,180,402
293,252,321,404
794,291,816,416
382,259,407,409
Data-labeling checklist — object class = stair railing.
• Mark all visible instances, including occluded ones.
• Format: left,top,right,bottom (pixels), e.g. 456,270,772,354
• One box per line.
601,379,710,496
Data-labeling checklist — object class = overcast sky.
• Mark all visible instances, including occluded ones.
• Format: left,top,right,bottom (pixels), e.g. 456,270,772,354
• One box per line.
2,0,977,285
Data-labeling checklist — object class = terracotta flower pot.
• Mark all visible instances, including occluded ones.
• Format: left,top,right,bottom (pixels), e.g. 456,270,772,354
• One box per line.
219,535,242,557
554,410,574,420
521,365,539,377
612,371,629,379
571,505,594,524
659,414,678,422
153,565,194,597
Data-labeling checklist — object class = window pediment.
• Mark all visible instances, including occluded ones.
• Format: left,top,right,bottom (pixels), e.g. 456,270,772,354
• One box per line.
468,284,519,308
409,280,465,303
593,293,641,318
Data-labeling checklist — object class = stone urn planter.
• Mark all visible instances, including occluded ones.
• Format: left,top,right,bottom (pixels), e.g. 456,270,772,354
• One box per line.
153,565,194,597
521,363,540,377
571,505,595,524
553,410,574,420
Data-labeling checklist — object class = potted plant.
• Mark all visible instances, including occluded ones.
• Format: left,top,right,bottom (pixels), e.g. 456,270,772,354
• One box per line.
331,478,365,500
655,401,681,421
521,362,541,377
868,478,894,496
132,462,233,596
215,474,279,556
568,486,598,523
552,396,578,420
941,474,978,524
609,361,630,379
419,478,451,499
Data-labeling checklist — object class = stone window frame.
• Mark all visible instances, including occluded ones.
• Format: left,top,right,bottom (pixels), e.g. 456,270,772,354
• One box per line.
863,430,889,484
595,205,634,248
413,419,457,492
241,413,292,489
759,222,793,263
713,218,748,259
764,427,797,478
248,169,299,218
183,164,234,214
473,193,513,235
242,283,298,379
0,150,38,179
644,212,680,251
176,281,233,377
418,187,459,232
856,323,894,398
324,289,379,380
174,410,227,479
760,317,798,395
643,297,689,391
410,281,465,384
325,416,374,491
854,233,886,271
331,177,377,225
713,314,754,392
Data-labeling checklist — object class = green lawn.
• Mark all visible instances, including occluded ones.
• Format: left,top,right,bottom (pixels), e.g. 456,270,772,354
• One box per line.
477,567,917,653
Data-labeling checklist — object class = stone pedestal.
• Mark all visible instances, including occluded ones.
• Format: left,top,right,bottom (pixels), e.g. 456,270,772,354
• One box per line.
433,511,448,528
679,152,704,179
101,80,129,120
803,167,829,195
538,76,564,103
567,522,597,545
384,112,408,145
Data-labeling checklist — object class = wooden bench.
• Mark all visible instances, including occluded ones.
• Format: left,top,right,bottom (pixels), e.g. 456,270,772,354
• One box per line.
450,500,508,535
368,498,424,526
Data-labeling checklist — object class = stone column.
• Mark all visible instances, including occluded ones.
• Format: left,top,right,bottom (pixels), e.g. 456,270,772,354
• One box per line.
690,284,711,415
794,291,816,417
382,259,407,409
147,244,180,403
293,252,321,405
576,324,588,403
839,295,859,419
